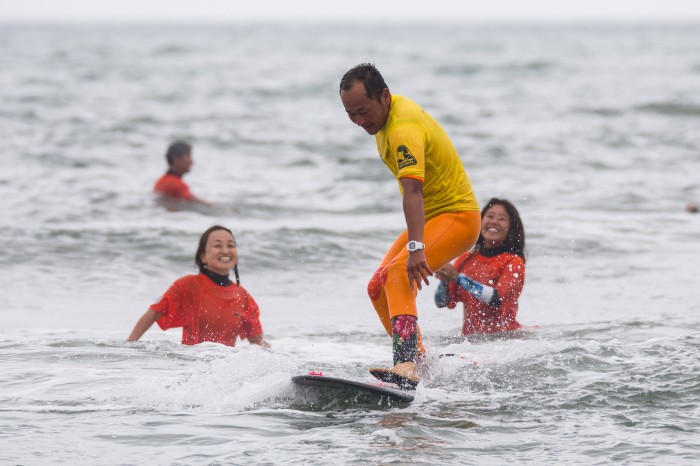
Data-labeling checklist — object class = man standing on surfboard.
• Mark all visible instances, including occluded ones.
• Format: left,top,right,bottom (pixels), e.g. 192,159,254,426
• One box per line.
339,63,481,388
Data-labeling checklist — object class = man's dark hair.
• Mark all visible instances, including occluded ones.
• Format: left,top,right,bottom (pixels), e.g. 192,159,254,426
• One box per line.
165,141,192,166
339,63,389,101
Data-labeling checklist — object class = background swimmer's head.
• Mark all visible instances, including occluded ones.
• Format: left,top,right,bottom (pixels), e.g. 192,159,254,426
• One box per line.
195,225,240,284
165,140,193,175
475,198,527,262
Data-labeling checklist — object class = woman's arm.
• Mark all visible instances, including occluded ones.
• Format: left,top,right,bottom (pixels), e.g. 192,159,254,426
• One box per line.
434,263,460,308
454,273,500,307
434,280,451,307
434,263,459,308
248,334,270,348
456,257,526,308
127,309,161,341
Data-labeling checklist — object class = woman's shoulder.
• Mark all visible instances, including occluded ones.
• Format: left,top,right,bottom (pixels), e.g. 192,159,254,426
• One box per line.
158,274,201,298
473,251,525,267
456,249,477,261
505,253,525,266
453,250,476,270
498,253,526,272
170,274,203,287
489,252,525,264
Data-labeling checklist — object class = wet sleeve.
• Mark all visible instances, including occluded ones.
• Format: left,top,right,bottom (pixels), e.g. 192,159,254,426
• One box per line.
239,290,264,340
435,281,450,307
151,280,186,330
443,280,462,309
455,273,499,306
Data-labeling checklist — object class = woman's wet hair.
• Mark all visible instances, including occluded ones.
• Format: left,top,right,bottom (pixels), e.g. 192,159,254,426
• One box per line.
195,225,240,284
475,198,527,263
165,141,192,166
339,63,389,101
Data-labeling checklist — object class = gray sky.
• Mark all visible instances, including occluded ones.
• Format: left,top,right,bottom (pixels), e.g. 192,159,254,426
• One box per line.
2,0,700,22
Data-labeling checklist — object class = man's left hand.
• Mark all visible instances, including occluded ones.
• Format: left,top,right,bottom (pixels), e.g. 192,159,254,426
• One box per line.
406,250,432,291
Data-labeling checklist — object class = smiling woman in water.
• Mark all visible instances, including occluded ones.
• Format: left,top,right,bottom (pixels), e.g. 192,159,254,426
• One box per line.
128,225,269,348
434,198,527,335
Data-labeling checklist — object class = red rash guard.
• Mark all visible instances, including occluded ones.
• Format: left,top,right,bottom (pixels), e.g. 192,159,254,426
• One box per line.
150,274,264,346
445,251,525,334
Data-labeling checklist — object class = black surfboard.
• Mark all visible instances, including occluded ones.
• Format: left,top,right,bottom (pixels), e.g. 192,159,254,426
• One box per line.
292,374,414,403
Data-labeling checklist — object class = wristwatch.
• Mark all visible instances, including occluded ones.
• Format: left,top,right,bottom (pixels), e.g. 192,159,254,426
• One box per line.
406,241,425,252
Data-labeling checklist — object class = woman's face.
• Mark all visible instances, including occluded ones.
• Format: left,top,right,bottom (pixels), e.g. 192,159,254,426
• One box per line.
200,230,238,275
481,204,510,248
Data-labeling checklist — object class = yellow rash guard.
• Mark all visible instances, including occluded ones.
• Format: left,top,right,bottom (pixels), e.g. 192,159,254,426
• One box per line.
374,94,479,220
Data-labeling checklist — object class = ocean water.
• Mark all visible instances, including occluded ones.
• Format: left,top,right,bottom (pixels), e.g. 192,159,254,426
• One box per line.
1,21,699,465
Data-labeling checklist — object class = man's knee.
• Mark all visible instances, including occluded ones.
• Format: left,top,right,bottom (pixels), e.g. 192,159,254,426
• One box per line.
367,268,386,301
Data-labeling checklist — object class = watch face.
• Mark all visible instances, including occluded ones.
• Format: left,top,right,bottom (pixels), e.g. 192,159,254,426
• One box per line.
407,241,422,251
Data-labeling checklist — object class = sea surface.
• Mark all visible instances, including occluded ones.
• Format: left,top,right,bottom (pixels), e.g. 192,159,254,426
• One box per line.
1,21,699,465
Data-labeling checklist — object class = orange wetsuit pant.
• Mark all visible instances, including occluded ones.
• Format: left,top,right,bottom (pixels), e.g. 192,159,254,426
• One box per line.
367,210,481,349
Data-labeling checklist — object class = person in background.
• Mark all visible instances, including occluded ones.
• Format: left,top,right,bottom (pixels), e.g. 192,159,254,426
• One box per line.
128,225,269,348
154,140,211,207
339,63,481,387
435,198,527,335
